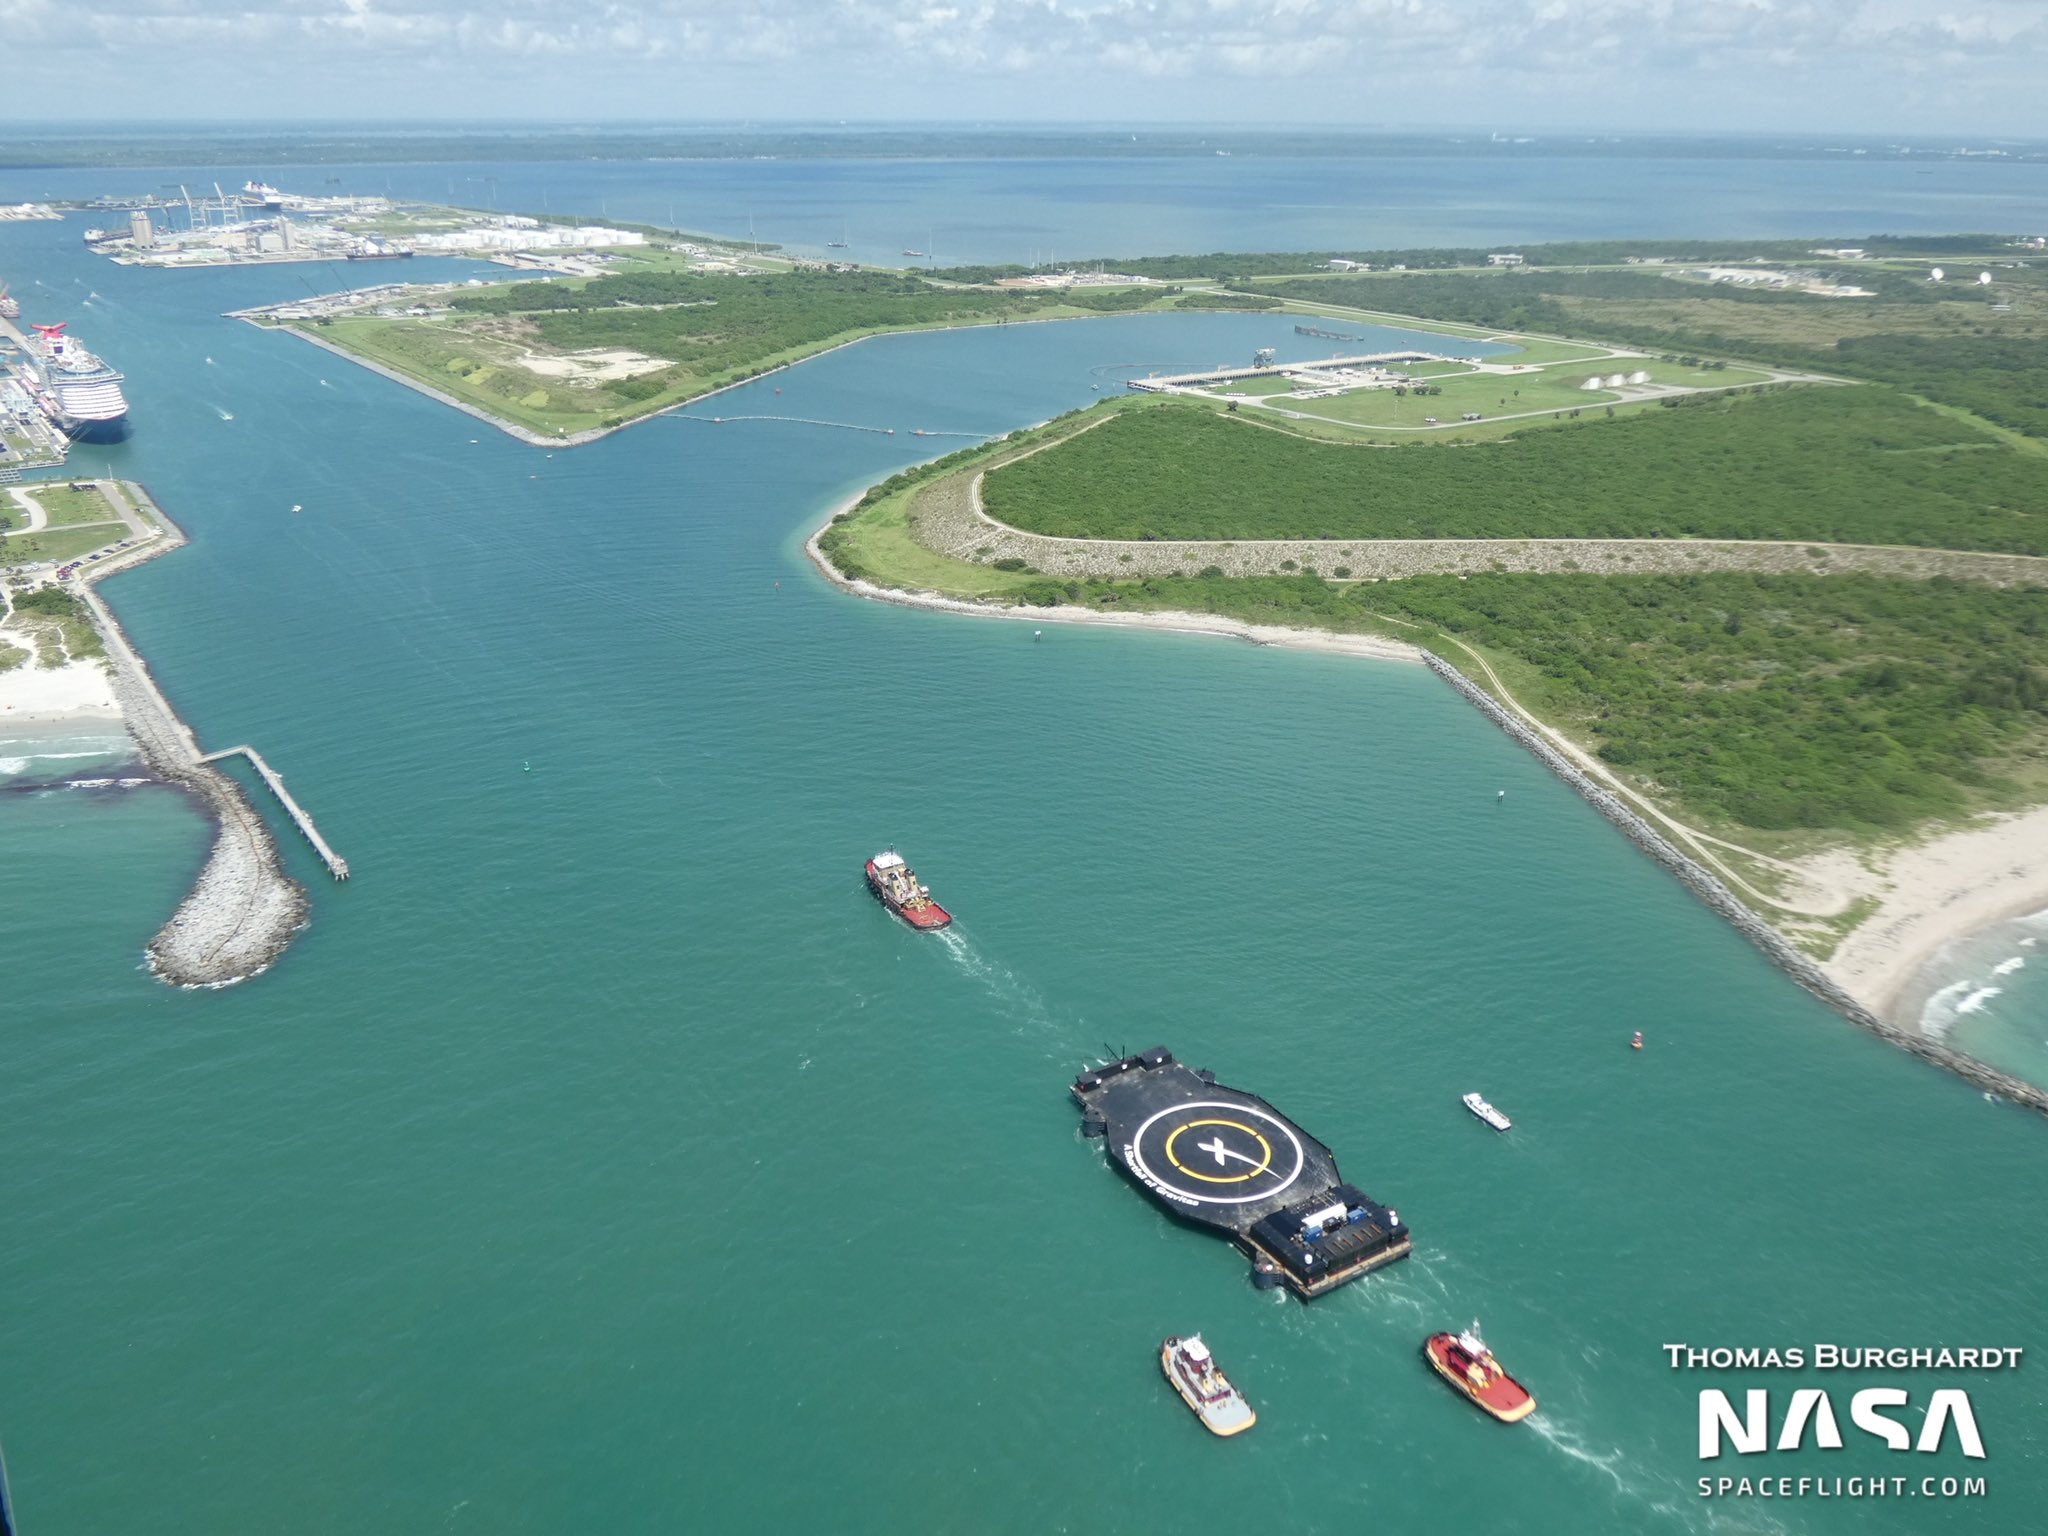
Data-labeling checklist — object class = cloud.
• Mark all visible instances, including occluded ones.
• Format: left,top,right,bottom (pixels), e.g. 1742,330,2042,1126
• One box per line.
1,0,2044,128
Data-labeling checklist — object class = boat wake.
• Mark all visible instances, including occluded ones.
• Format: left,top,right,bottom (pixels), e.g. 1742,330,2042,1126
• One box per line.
1526,1415,1784,1535
932,928,1074,1052
1528,1414,1631,1493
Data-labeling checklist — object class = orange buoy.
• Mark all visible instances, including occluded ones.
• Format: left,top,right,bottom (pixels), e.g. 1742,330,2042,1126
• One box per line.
1631,1031,1644,1050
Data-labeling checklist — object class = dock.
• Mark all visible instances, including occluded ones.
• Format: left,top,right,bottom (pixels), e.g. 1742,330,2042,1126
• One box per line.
1128,350,1446,392
196,746,350,880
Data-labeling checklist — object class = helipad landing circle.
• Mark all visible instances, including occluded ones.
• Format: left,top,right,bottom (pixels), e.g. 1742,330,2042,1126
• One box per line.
1130,1100,1306,1206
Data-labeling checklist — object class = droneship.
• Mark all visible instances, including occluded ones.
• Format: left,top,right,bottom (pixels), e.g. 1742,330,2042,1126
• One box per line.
1073,1048,1411,1298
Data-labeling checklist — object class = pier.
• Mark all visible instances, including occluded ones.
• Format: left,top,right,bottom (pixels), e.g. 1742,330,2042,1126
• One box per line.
196,746,350,880
1128,350,1445,391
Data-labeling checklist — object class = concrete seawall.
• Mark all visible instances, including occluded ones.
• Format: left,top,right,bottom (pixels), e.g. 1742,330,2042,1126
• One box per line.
73,486,312,987
1419,651,2048,1117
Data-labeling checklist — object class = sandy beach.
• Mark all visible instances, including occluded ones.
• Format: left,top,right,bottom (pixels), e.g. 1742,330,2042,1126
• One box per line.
802,509,1421,665
0,655,124,725
1812,807,2048,1028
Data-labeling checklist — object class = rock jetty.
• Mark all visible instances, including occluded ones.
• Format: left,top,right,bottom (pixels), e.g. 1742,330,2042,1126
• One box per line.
74,488,311,987
1421,651,2048,1118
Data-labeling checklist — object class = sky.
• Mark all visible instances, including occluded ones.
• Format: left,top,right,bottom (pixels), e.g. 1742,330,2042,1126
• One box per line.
3,0,2047,135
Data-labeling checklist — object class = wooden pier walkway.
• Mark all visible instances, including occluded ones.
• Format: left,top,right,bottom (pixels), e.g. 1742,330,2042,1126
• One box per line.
195,745,350,880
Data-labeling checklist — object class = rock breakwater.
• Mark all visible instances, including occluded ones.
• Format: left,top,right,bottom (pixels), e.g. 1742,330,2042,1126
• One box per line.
1421,651,2048,1118
75,490,311,987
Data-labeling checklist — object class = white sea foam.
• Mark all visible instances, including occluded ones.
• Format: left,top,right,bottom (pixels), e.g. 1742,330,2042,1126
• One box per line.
1923,979,1973,1039
1957,985,2002,1015
1993,955,2026,977
0,757,27,775
1528,1414,1629,1494
0,748,127,763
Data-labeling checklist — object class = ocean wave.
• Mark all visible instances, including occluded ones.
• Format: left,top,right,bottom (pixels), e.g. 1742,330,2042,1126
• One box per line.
0,746,129,761
1923,980,2002,1038
0,757,26,775
1993,955,2026,977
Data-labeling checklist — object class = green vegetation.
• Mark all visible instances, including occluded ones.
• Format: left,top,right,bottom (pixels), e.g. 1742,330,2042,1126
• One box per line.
818,232,2048,854
1250,258,2048,440
22,484,120,528
301,268,1205,437
1275,361,1764,431
936,234,2030,284
1173,292,1282,311
3,583,104,661
824,482,2048,834
0,524,132,570
1378,572,2048,833
980,390,2048,551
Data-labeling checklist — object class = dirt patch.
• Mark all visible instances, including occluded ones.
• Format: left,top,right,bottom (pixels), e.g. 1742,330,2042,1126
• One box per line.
514,347,669,382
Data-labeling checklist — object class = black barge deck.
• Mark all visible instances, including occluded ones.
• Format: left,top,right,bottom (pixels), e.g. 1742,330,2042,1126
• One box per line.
1072,1048,1410,1298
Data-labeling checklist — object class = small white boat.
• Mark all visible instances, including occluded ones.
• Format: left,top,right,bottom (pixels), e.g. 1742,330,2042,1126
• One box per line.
1160,1334,1256,1437
1463,1092,1512,1132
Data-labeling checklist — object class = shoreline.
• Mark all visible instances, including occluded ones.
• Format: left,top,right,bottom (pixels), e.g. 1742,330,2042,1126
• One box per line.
1811,807,2048,1029
801,495,1421,663
256,303,1299,450
805,492,2048,1114
25,484,314,987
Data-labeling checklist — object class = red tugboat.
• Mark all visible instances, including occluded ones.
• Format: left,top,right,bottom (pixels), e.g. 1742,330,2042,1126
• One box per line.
864,850,951,930
1424,1323,1536,1424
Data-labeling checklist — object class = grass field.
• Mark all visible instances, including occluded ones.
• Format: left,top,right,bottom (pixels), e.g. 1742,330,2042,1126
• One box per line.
1277,361,1768,430
980,386,2048,550
19,483,121,528
1250,259,2048,440
0,522,128,570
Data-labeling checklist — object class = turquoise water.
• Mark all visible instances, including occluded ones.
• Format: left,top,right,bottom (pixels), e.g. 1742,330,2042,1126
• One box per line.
8,147,2048,267
3,175,2047,1534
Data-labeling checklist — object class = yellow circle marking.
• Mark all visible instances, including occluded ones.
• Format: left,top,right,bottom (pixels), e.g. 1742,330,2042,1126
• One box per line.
1163,1118,1275,1185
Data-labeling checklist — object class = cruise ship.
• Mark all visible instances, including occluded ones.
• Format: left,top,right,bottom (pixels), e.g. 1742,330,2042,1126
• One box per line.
25,323,129,440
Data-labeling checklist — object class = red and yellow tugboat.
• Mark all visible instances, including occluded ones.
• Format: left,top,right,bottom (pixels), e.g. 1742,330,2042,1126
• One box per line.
864,850,952,930
1424,1323,1535,1424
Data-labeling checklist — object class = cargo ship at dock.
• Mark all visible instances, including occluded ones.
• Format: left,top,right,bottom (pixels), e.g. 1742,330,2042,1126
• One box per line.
345,239,415,262
1073,1049,1410,1298
23,322,128,441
